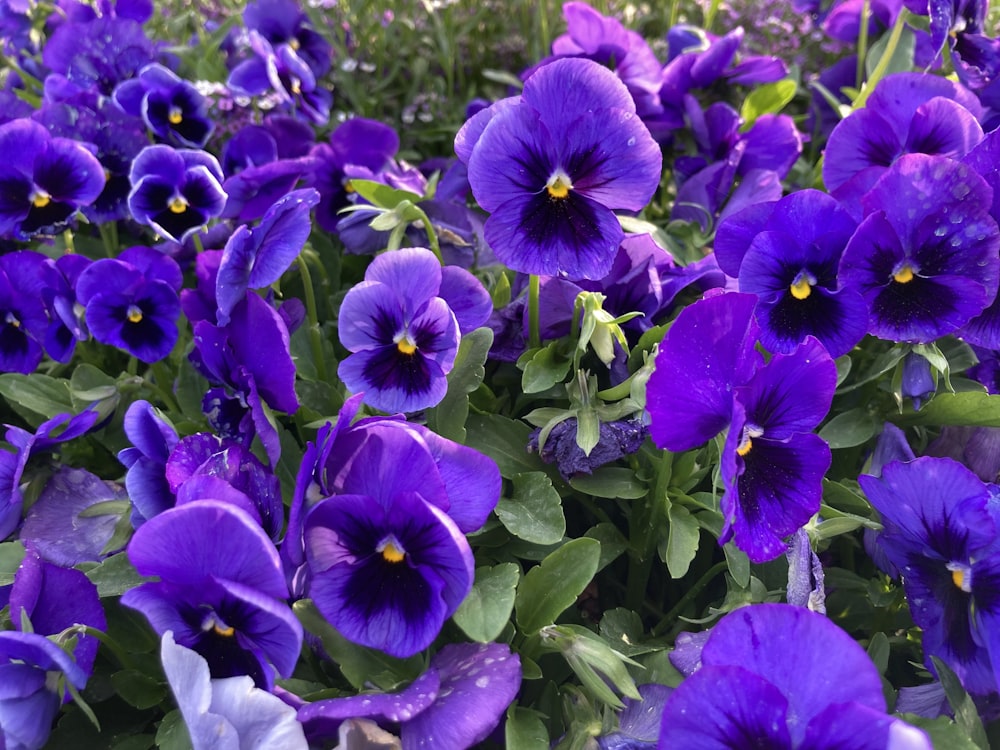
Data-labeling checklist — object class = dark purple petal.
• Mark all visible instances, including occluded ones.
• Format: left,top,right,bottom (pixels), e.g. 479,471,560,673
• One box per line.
225,293,298,414
523,57,636,129
297,669,439,732
438,265,491,335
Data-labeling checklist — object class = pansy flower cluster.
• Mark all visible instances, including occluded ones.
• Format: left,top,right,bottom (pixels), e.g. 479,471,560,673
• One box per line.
4,0,1000,746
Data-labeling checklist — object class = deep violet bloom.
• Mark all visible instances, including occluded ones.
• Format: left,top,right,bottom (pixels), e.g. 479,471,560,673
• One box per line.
120,501,303,688
243,0,331,78
337,247,491,414
41,16,155,96
838,154,1000,344
928,0,1000,89
0,251,48,374
0,119,105,240
297,641,521,748
597,683,671,750
714,189,867,357
647,293,837,562
215,188,319,325
161,631,308,750
529,417,647,480
658,603,931,749
822,72,984,214
128,144,227,243
76,246,183,363
458,57,662,280
117,400,180,527
859,457,1000,695
39,254,91,363
113,63,214,148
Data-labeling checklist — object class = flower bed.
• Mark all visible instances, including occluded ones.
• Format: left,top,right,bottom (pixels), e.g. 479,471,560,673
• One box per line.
1,0,1000,747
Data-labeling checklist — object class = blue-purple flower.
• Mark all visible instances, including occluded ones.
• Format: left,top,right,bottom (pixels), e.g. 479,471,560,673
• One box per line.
113,63,214,148
458,57,662,280
0,251,48,374
337,247,491,414
647,293,837,562
860,456,1000,696
659,603,931,748
121,500,303,688
0,119,105,240
128,144,227,243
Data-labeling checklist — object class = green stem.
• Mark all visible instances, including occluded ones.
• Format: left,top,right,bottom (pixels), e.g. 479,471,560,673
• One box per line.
856,0,870,91
79,626,136,671
528,274,541,349
98,222,118,258
412,205,442,264
148,362,180,413
298,252,329,383
652,561,728,636
853,9,908,109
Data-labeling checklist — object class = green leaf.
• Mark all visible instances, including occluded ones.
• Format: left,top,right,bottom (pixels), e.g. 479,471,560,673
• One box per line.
69,363,118,402
84,552,149,598
897,715,979,750
892,391,1000,427
465,414,556,481
428,327,493,442
0,373,73,423
155,710,193,750
933,656,990,750
111,669,168,710
740,78,797,127
505,706,549,749
453,563,520,642
584,523,629,571
0,540,25,586
865,631,889,675
664,503,700,579
515,538,601,634
495,472,566,544
818,407,880,449
598,608,669,657
174,358,212,422
347,179,423,208
865,23,915,78
521,342,571,394
723,541,751,589
569,467,647,499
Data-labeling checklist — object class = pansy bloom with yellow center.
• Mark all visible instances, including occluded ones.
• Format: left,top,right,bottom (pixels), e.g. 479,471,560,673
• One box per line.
839,153,1000,344
456,57,662,280
860,456,1000,696
113,63,214,148
127,144,227,243
337,247,491,414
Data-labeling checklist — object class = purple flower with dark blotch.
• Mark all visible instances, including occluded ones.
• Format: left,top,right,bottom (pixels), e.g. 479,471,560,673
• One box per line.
838,154,1000,344
715,189,868,357
460,57,662,280
823,72,984,214
648,293,837,562
859,457,1000,695
113,63,214,148
10,544,106,676
117,400,180,527
20,467,127,564
191,292,298,464
304,488,474,657
128,144,227,243
76,248,182,363
306,117,399,232
928,0,1000,90
337,247,489,413
0,119,105,240
41,16,155,95
220,152,318,223
165,432,283,541
243,0,331,78
0,251,48,374
298,642,520,748
40,254,91,363
216,188,319,325
529,417,647,480
658,603,931,748
121,501,302,688
161,631,308,750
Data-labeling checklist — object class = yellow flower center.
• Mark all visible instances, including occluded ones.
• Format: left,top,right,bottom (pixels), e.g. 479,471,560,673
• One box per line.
380,539,406,563
737,437,752,457
546,170,573,200
214,623,235,637
5,312,20,328
127,305,143,324
31,191,51,208
396,334,417,355
290,77,302,95
952,568,965,590
168,107,183,124
168,196,188,214
893,264,915,284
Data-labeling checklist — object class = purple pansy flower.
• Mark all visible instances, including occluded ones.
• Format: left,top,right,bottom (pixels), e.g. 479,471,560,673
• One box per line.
41,16,155,96
297,642,521,748
242,0,332,78
113,63,214,148
647,293,837,562
659,603,931,748
76,246,183,363
120,501,303,689
458,57,662,280
117,399,180,527
838,154,1000,344
337,247,491,414
39,254,91,363
160,631,308,750
0,118,105,240
128,144,227,243
860,457,1000,696
0,251,48,374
